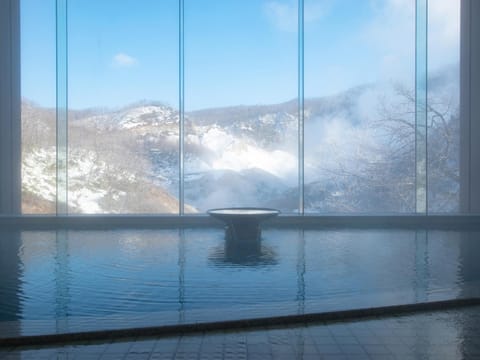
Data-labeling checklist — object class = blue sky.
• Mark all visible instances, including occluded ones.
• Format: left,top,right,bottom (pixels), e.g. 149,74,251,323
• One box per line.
21,0,459,111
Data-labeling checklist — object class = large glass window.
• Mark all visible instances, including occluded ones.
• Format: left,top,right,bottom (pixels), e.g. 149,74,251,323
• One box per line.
184,1,299,213
19,0,461,215
67,0,179,214
427,0,460,213
21,0,180,214
21,0,57,214
304,0,416,213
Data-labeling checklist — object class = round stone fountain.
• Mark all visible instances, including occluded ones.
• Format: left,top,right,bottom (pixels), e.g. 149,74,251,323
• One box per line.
207,207,280,241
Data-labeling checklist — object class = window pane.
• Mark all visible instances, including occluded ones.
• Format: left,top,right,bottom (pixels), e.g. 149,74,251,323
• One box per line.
427,0,460,213
21,0,57,214
68,0,179,214
304,0,415,213
184,1,299,213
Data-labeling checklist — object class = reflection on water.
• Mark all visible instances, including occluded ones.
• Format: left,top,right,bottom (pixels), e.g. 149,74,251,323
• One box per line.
209,232,278,266
0,230,22,335
54,230,70,334
414,230,429,302
0,227,479,328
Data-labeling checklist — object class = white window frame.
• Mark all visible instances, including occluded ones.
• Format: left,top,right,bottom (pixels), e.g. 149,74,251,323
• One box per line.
460,0,480,213
0,0,21,215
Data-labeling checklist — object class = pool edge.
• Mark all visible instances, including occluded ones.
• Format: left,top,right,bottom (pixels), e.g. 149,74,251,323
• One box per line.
2,297,480,348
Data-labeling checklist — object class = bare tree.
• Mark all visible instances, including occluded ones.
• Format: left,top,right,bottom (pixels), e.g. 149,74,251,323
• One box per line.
310,84,459,213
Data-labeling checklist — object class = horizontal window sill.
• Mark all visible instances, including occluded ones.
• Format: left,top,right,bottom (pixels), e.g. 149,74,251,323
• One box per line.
0,213,479,230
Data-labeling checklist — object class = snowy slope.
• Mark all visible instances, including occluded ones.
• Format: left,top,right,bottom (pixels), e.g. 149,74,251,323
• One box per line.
21,67,460,213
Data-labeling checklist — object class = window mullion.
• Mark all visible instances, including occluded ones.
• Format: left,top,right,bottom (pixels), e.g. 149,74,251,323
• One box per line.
298,0,305,215
56,0,68,215
415,0,428,214
179,0,185,215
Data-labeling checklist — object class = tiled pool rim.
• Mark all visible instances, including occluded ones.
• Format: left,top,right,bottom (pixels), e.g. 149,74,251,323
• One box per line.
1,298,480,348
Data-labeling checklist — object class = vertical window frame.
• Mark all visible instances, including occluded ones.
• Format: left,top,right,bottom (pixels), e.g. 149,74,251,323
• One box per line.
0,0,21,215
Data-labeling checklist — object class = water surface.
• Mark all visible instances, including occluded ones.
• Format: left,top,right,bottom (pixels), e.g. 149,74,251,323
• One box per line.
1,228,479,336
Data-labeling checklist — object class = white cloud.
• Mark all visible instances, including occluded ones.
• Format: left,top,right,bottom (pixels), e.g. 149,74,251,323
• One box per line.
264,0,331,32
360,0,460,83
264,1,297,32
427,0,460,70
112,53,138,68
304,0,331,23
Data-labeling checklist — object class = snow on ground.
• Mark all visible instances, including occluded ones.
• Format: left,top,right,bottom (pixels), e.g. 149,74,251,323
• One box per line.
68,187,106,213
22,147,57,202
119,105,177,129
22,147,138,213
66,149,109,213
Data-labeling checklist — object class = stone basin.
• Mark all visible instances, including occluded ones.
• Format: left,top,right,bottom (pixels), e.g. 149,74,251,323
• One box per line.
207,207,280,241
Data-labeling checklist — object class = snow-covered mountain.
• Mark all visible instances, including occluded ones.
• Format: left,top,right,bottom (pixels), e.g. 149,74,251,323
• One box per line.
21,67,460,214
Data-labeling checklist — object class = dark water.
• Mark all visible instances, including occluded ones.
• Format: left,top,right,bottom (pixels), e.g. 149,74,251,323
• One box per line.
0,228,479,333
